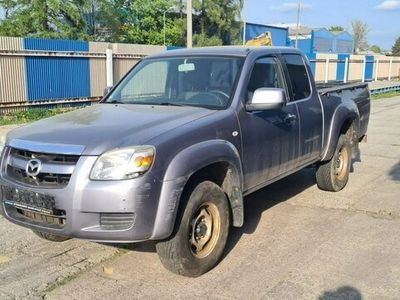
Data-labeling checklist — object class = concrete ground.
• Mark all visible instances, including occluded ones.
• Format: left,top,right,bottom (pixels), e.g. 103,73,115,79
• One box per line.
0,97,400,299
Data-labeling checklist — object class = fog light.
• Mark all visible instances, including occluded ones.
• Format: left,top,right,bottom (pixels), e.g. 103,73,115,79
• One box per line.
100,213,135,230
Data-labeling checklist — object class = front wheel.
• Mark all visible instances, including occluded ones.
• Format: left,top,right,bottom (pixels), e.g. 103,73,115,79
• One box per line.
156,181,230,277
316,134,352,192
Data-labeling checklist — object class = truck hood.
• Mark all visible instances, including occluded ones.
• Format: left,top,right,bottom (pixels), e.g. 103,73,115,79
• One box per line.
7,104,216,155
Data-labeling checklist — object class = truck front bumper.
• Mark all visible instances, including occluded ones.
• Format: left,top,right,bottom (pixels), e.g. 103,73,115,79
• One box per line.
0,156,171,243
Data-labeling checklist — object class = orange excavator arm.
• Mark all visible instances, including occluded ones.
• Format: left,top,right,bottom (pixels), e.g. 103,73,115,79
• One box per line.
245,32,273,46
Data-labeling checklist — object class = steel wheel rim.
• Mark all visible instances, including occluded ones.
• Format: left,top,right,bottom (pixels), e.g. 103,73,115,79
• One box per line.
335,146,349,180
189,202,221,258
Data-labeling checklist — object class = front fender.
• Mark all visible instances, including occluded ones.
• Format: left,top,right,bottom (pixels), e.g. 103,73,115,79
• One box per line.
321,103,360,161
150,140,244,240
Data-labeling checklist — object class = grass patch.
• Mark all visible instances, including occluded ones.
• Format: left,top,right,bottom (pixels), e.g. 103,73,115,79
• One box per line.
0,107,78,126
372,91,400,100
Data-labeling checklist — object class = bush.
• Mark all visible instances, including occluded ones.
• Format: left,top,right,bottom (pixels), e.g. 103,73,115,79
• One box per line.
0,107,77,125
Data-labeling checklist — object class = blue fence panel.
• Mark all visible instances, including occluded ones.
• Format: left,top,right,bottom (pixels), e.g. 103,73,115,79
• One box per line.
24,38,89,51
24,38,90,101
365,55,374,81
336,54,350,81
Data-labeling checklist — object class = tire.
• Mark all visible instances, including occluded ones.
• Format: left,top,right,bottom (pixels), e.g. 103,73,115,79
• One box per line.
32,230,71,242
316,134,352,192
156,181,230,277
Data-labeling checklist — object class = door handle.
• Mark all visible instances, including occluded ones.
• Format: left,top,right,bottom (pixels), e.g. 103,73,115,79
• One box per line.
284,113,297,125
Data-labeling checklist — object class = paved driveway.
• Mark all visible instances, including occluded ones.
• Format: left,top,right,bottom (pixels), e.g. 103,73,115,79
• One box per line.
1,97,400,299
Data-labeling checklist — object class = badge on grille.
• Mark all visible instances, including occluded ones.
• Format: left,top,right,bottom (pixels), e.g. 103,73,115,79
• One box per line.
26,159,42,177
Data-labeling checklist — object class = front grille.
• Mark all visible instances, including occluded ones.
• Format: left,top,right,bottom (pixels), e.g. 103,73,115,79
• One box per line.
19,209,66,226
11,148,79,165
7,165,72,187
5,147,79,188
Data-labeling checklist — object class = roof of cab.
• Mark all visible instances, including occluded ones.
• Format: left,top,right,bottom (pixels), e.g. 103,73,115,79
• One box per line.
145,46,304,59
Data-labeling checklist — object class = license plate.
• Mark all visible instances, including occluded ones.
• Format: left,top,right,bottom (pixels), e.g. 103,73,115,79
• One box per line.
1,185,55,214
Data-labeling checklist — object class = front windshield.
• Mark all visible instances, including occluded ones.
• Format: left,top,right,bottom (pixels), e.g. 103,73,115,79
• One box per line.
105,56,244,109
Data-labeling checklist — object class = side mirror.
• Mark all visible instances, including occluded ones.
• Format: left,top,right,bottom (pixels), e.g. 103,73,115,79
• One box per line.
103,86,113,96
246,88,286,111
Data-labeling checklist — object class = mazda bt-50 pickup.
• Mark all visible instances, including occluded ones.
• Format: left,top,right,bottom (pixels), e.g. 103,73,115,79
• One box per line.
0,47,370,277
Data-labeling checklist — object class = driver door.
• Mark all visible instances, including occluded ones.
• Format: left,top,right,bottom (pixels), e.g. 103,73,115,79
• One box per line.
239,56,301,191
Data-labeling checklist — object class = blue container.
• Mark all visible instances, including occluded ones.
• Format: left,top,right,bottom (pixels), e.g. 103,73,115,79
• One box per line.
291,38,313,54
245,23,289,47
313,28,335,53
306,53,316,75
24,38,91,101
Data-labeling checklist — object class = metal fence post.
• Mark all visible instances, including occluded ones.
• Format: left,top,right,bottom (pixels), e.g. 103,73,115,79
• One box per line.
324,57,330,83
375,58,379,81
344,57,349,83
388,58,393,81
106,44,113,87
362,56,366,83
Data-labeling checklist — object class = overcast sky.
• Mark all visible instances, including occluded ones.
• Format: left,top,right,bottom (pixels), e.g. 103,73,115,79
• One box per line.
0,1,398,49
247,0,399,50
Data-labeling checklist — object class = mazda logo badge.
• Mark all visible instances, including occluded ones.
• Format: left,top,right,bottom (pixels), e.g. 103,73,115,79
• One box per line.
26,159,42,177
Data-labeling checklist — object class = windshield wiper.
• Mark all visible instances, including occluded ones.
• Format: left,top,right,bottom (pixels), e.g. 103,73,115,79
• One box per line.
106,100,123,104
158,102,185,107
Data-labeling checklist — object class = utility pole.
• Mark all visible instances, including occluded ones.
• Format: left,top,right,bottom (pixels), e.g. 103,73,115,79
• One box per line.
295,0,301,48
242,0,247,45
187,0,192,48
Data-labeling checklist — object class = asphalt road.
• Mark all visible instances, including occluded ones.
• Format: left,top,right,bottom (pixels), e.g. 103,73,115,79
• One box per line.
1,97,400,299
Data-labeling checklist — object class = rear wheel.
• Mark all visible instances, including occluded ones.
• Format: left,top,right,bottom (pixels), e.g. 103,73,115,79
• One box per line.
316,134,352,192
156,181,230,277
32,230,70,242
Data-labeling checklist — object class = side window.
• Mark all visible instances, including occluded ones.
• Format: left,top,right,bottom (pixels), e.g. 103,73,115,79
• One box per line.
282,54,311,101
247,57,286,101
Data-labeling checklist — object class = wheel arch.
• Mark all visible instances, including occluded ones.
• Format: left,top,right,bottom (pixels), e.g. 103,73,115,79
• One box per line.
321,104,360,161
150,140,244,240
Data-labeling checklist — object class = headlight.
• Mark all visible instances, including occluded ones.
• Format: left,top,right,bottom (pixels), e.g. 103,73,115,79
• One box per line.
90,146,155,180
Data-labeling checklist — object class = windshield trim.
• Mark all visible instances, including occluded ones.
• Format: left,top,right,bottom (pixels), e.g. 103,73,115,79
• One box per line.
100,55,245,110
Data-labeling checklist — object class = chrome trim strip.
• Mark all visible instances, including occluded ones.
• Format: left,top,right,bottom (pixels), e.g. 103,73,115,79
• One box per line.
9,139,85,155
9,156,75,175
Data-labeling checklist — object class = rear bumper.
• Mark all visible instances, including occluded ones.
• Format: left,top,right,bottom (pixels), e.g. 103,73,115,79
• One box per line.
0,156,166,243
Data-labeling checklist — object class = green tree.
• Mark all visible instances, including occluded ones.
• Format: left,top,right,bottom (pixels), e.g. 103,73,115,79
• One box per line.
351,20,370,53
329,25,344,32
109,0,185,46
85,0,121,41
392,37,400,56
0,0,242,46
370,44,381,54
192,0,241,46
0,0,92,40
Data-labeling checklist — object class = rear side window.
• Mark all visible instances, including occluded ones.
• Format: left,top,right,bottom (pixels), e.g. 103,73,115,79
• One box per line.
283,54,311,101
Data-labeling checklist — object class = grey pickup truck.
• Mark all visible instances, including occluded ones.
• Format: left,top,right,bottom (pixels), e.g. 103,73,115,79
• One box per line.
0,47,370,277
